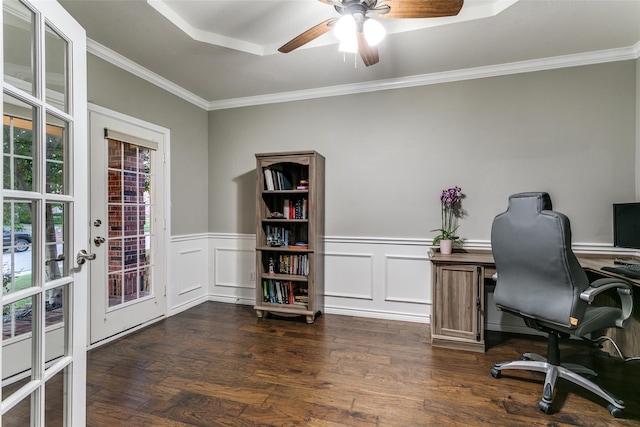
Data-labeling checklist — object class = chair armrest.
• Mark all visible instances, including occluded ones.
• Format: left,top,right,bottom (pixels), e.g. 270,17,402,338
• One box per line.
580,278,633,328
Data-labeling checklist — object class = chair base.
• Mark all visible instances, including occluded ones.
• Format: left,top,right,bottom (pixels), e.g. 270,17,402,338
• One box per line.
521,352,598,378
490,354,625,417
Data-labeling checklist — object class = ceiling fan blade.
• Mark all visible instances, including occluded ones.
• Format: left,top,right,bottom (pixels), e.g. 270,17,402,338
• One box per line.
278,18,338,53
377,0,463,19
357,31,379,67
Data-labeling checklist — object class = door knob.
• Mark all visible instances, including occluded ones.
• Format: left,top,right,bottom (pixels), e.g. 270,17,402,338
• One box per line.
77,249,97,265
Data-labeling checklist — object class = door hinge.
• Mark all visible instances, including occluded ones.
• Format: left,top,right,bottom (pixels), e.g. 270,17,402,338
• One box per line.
476,296,481,309
476,332,481,341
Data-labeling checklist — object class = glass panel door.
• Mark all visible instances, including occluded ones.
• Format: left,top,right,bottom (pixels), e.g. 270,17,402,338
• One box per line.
89,110,166,345
2,0,88,425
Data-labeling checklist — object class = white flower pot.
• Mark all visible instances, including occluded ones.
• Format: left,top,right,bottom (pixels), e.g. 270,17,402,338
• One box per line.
440,239,453,255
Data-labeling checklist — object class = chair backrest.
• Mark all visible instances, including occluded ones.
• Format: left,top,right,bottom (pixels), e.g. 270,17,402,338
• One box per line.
491,192,589,329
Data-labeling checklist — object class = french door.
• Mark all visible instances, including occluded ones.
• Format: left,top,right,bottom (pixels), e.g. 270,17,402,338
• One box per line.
2,0,88,425
89,108,167,345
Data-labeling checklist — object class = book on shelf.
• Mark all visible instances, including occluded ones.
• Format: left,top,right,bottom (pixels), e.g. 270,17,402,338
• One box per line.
262,279,305,305
283,198,290,219
268,254,309,276
265,225,291,247
263,169,274,191
263,168,293,191
280,198,308,220
290,242,308,250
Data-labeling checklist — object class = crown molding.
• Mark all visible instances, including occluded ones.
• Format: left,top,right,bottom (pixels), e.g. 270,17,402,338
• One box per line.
86,39,210,110
208,43,640,110
87,38,640,112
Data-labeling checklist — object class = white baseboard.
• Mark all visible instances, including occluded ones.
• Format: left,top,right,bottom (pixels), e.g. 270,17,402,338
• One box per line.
324,306,430,324
208,294,254,306
168,294,209,317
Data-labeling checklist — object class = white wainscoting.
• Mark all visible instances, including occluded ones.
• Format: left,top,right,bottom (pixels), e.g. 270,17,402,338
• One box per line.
323,238,432,322
168,234,210,316
208,233,256,305
200,233,437,323
170,234,630,330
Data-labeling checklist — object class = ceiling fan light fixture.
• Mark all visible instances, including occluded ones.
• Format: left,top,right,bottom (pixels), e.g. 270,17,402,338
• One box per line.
363,18,385,46
334,14,356,42
338,35,358,53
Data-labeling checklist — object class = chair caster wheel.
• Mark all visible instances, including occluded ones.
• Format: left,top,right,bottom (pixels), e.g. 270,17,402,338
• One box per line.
538,400,553,414
490,368,501,378
607,404,623,418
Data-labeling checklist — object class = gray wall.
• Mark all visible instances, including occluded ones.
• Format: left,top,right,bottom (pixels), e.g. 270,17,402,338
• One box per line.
209,61,637,243
87,54,209,235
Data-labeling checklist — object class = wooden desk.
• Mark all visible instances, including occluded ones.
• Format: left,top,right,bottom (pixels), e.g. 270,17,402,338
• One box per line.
429,250,640,354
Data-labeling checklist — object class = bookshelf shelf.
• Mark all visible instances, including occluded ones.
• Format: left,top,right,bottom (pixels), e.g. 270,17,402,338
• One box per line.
254,151,325,324
260,273,308,282
262,190,309,195
257,246,313,253
262,219,309,223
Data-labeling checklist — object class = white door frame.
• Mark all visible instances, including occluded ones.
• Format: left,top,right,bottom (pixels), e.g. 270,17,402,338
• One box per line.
87,103,171,348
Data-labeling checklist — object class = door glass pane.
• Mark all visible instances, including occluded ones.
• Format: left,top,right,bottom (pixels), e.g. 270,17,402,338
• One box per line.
107,140,153,308
45,202,66,282
3,200,34,295
107,272,120,308
45,24,68,112
108,139,121,169
2,294,39,383
3,0,35,95
46,113,67,195
46,284,65,328
3,94,36,191
2,294,33,341
45,284,67,362
1,388,32,426
44,366,67,427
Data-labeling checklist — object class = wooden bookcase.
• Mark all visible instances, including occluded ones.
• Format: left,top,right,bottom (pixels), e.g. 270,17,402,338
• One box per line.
254,151,325,323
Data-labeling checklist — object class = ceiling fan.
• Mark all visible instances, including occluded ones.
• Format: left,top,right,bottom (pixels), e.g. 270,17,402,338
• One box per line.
278,0,464,67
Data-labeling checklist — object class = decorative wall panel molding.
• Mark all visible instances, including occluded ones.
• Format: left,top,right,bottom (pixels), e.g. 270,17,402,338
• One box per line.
325,252,375,300
177,248,205,296
171,233,625,326
384,255,431,304
214,247,255,289
169,239,209,316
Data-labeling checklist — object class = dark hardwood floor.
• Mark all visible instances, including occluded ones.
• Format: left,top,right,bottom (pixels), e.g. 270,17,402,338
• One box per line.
82,301,640,426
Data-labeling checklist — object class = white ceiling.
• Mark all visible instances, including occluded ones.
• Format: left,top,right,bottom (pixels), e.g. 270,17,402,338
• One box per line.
145,0,516,55
58,0,640,108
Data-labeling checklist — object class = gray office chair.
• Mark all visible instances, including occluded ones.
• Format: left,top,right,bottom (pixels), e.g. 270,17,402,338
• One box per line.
490,192,633,417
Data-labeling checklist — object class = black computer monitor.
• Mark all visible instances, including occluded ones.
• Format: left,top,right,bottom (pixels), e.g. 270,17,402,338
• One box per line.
613,202,640,249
